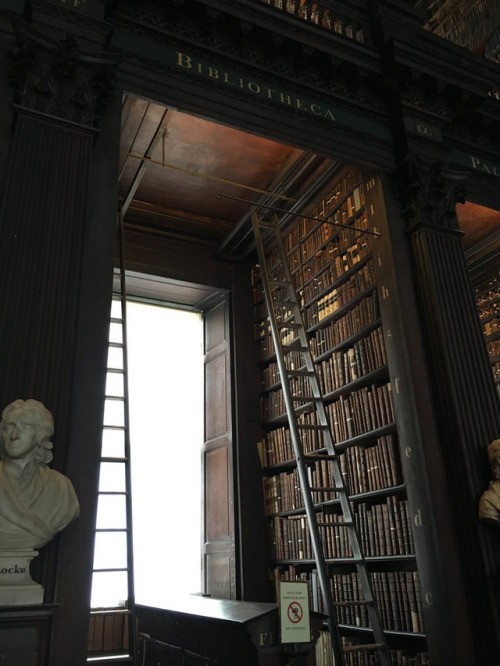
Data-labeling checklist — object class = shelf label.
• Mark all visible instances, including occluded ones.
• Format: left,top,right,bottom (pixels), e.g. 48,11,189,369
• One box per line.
279,581,311,644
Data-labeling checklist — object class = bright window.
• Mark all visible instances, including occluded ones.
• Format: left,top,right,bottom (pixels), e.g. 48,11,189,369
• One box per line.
127,301,204,605
90,299,204,611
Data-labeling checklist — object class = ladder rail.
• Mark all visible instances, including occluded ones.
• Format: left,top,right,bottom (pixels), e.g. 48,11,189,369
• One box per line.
117,207,137,657
253,213,392,666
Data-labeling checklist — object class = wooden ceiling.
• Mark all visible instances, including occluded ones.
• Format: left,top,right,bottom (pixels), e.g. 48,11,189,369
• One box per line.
118,95,500,261
118,95,312,258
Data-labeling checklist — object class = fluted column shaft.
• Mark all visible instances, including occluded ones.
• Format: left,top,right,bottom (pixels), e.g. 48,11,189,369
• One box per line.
409,209,500,666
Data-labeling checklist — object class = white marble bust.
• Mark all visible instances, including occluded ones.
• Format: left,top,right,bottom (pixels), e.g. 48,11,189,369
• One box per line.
0,399,80,549
479,439,500,527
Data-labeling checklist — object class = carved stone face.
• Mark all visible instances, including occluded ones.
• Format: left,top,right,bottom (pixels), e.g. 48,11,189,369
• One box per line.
2,411,39,463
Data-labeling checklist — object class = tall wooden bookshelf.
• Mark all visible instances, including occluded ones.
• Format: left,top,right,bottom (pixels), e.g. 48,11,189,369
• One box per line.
253,165,430,665
474,270,500,398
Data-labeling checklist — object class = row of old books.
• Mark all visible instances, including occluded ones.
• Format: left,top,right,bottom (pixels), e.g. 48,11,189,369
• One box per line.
256,289,380,365
310,293,380,356
477,298,500,321
300,258,375,315
266,210,362,277
254,316,297,346
269,514,314,560
261,381,315,420
372,571,423,634
268,495,413,560
291,227,370,290
493,360,500,384
487,337,500,357
260,0,367,53
260,349,306,388
282,170,364,254
263,467,307,513
340,638,429,666
261,376,393,427
263,463,339,513
326,382,394,443
261,433,403,508
254,276,379,369
317,325,387,393
474,271,500,306
271,566,424,634
289,211,368,272
257,418,324,467
289,208,368,276
354,497,414,557
482,316,499,337
327,570,423,634
259,422,400,480
474,268,500,398
343,434,403,495
316,634,429,666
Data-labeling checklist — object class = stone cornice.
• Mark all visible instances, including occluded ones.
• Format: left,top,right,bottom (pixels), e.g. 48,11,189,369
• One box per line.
10,0,499,176
394,29,500,98
108,0,382,77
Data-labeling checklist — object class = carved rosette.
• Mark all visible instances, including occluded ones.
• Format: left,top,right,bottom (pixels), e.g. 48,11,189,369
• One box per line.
390,155,467,232
7,32,114,128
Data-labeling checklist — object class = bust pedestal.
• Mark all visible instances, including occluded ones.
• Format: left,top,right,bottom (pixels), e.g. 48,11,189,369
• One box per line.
0,550,43,605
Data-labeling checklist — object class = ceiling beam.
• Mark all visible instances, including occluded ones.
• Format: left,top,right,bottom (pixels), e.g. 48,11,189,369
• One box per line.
121,107,173,216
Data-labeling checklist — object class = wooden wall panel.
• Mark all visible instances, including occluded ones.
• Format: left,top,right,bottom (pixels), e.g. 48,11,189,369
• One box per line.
203,296,236,600
205,446,230,539
205,354,228,440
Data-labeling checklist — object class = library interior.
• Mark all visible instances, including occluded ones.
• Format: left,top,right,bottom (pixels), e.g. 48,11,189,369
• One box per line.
0,1,499,666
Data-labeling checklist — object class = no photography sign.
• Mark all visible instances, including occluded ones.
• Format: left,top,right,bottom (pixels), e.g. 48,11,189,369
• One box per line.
279,581,311,643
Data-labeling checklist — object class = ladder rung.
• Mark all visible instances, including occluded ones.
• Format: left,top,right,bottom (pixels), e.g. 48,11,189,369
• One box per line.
274,300,296,307
333,600,373,607
303,450,335,456
291,395,322,402
282,338,301,347
309,486,339,492
286,369,315,377
343,644,383,653
277,321,300,329
283,345,308,352
270,280,290,289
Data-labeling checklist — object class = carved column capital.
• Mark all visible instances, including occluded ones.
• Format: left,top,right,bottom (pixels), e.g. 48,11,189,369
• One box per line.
7,28,115,128
390,155,468,232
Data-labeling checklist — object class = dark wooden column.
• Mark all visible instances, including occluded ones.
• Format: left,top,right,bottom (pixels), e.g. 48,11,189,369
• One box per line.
0,26,119,666
396,158,500,665
365,173,470,665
